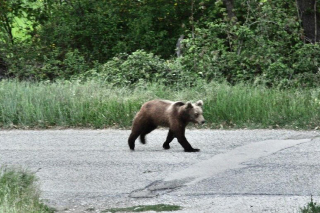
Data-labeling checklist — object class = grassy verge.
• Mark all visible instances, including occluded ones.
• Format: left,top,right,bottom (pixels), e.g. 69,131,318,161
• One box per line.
0,79,319,129
0,167,54,213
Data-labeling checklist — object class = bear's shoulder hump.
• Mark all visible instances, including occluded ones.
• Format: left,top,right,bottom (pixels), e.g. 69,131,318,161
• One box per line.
173,101,185,107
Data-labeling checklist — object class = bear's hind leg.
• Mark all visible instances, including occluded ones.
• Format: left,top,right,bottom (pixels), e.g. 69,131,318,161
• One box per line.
140,125,157,144
163,130,174,149
128,131,140,150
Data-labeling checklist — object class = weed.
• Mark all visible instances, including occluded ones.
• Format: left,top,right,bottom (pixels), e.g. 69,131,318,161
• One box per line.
301,196,320,213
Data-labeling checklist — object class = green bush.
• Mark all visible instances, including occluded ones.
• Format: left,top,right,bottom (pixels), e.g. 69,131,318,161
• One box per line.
3,0,320,87
4,43,42,79
79,50,201,87
5,45,89,80
37,0,198,61
179,0,320,88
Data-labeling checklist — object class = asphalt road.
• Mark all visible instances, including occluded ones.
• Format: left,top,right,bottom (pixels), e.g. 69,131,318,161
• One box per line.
1,129,320,213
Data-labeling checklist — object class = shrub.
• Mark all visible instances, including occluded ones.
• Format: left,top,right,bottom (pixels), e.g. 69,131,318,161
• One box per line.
178,0,320,88
79,50,201,87
5,45,89,80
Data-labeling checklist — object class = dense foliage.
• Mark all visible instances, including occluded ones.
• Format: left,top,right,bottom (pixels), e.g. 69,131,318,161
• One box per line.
1,0,320,87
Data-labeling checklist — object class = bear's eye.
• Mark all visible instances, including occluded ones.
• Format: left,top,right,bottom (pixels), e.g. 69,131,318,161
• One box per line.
195,113,199,117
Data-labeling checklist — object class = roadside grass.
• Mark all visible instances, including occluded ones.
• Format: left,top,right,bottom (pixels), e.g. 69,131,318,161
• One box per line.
102,204,182,212
0,79,319,129
0,167,54,213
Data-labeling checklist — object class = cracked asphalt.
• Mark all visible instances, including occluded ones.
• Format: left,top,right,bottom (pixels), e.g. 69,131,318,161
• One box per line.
0,129,320,213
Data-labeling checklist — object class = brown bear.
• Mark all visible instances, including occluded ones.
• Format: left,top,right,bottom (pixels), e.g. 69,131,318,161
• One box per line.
128,99,205,152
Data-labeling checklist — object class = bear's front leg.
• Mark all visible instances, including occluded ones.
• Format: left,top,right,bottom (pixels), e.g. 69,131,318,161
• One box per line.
176,135,200,152
185,148,200,152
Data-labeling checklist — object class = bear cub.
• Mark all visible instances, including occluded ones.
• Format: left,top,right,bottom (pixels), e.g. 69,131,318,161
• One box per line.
128,99,205,152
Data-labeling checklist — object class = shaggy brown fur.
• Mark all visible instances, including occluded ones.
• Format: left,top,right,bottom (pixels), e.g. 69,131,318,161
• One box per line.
128,99,205,152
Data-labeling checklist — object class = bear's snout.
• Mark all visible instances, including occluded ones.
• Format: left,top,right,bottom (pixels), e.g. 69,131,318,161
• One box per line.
195,118,205,125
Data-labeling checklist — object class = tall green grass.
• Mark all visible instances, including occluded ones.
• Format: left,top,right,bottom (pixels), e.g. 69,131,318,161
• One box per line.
203,83,320,129
0,167,54,213
0,80,319,129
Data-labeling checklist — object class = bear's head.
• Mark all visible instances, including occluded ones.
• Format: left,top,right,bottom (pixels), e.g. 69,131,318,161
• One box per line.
184,100,205,124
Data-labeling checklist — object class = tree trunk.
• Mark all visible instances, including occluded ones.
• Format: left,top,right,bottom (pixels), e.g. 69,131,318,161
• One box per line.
0,54,8,79
1,13,14,45
296,0,320,43
222,0,236,20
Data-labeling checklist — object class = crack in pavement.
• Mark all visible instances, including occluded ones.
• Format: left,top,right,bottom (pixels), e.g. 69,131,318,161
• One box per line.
129,179,192,198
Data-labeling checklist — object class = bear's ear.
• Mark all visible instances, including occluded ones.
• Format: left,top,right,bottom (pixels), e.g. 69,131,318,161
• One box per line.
186,102,193,109
196,100,203,107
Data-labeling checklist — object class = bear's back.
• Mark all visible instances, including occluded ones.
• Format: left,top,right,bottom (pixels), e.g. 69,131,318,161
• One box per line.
140,100,183,127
